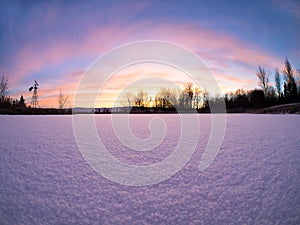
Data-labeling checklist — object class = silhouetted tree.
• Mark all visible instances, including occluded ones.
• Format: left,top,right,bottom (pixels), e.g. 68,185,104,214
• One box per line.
283,58,297,101
0,75,9,101
58,89,69,109
155,88,179,109
181,82,194,109
234,89,249,107
193,87,202,109
154,96,159,108
256,66,269,94
274,67,282,98
121,92,135,107
19,95,26,107
0,75,11,108
135,90,148,107
202,89,209,109
297,69,300,95
250,90,264,108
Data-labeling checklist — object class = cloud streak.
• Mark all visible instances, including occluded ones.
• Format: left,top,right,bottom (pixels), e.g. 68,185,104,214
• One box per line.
1,1,296,107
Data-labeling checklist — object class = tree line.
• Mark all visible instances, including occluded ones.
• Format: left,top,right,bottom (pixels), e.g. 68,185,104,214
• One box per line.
225,58,300,110
120,82,208,111
1,58,299,113
120,58,300,112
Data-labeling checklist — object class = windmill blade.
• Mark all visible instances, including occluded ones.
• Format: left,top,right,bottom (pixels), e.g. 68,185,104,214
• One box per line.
29,86,33,92
34,80,39,86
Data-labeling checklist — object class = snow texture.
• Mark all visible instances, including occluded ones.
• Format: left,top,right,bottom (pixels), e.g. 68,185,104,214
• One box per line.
0,114,300,224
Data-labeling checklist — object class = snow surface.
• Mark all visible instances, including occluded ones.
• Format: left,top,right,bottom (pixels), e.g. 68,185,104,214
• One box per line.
0,114,300,224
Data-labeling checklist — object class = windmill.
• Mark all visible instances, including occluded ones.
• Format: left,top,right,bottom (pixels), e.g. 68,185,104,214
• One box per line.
29,80,39,108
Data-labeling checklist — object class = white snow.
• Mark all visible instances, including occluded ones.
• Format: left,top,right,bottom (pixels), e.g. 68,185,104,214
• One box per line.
0,114,299,224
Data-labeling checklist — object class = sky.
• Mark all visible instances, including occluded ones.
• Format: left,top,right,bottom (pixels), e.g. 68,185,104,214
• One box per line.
0,0,299,108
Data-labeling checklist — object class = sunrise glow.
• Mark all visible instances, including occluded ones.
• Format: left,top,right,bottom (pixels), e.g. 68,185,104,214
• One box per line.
1,0,299,108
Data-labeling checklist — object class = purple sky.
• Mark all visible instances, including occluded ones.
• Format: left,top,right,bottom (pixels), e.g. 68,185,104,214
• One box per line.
1,0,299,107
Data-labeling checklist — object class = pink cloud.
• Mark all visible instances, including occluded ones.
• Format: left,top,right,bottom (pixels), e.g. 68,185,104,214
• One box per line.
14,23,275,71
9,21,285,107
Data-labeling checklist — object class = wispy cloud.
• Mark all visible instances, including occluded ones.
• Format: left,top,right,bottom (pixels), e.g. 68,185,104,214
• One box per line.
1,2,290,107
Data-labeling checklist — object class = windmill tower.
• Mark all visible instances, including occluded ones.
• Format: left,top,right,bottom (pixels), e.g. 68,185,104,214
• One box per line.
29,80,39,108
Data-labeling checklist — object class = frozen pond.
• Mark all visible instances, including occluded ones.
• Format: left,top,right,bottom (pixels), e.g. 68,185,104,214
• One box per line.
1,114,300,224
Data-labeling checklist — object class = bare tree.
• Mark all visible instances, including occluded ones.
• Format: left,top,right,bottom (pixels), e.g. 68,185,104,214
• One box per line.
0,75,9,101
120,91,135,107
155,88,166,108
183,82,194,108
256,66,269,94
202,89,209,109
135,90,148,107
169,88,180,107
156,88,179,108
193,87,202,109
58,89,69,109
